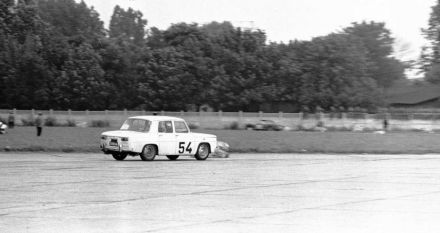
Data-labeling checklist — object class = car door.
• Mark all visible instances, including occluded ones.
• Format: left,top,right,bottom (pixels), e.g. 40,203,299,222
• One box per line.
157,121,176,155
174,121,194,155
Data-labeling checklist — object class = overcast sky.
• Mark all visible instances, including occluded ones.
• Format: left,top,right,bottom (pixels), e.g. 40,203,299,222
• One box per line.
79,0,437,75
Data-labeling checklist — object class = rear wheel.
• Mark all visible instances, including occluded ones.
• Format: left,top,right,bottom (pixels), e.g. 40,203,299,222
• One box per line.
112,153,127,161
195,143,210,160
166,155,179,160
140,145,157,161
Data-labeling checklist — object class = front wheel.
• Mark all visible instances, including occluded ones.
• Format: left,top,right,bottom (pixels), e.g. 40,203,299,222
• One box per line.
140,145,157,161
166,155,179,160
195,143,210,160
112,153,127,161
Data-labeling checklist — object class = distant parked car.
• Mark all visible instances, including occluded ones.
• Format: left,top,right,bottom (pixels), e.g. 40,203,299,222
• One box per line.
100,116,217,161
0,121,7,134
245,119,285,131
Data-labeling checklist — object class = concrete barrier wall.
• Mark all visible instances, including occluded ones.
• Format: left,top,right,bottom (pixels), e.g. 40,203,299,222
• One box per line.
1,109,440,131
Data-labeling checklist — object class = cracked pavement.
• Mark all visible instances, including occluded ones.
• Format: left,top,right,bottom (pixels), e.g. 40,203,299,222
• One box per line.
1,153,440,233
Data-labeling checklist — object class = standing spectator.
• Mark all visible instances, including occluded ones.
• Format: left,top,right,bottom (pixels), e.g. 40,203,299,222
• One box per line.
35,112,43,136
7,111,15,128
383,113,389,132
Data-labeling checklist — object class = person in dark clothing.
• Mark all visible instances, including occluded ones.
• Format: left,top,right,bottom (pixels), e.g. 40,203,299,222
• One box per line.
35,112,43,136
383,114,389,131
7,111,15,128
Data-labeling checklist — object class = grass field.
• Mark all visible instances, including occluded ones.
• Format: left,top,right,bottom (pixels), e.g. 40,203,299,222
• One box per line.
1,126,440,154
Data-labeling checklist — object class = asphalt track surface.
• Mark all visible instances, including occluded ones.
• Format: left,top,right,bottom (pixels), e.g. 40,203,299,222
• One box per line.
1,153,440,233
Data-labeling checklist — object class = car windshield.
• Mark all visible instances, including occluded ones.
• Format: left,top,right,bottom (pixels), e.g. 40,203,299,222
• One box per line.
120,119,151,132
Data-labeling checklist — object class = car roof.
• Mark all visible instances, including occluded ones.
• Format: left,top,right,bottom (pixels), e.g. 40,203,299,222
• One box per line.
129,115,185,121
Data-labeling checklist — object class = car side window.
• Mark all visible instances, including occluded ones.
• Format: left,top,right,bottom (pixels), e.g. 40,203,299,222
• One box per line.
174,121,189,133
158,121,173,133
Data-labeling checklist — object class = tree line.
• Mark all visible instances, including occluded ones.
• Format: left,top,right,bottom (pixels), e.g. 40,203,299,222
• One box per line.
0,0,411,111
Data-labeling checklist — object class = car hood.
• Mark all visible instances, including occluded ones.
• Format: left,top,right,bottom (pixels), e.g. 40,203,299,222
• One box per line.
102,130,147,138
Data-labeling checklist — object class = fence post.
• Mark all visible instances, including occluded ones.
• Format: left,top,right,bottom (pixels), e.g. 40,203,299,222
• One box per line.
85,110,89,124
341,112,347,120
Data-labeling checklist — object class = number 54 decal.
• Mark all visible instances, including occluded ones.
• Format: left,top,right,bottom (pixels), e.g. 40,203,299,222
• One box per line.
178,142,192,153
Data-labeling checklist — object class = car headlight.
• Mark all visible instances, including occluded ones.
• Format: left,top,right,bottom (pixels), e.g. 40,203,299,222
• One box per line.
121,137,129,142
101,135,107,140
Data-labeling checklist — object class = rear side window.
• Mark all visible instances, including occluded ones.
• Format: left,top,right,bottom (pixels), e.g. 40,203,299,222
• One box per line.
158,121,173,133
174,121,189,133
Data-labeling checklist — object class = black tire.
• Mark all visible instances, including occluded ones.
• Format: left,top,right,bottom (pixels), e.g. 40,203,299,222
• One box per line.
195,143,210,160
140,145,157,161
166,155,179,160
112,153,127,161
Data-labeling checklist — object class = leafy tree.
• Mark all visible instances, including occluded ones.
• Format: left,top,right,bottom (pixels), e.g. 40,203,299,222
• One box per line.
0,1,55,109
137,47,200,110
344,21,405,88
288,34,382,110
99,36,146,109
58,43,110,110
0,0,405,112
37,0,105,42
421,0,440,83
0,0,14,34
109,5,147,46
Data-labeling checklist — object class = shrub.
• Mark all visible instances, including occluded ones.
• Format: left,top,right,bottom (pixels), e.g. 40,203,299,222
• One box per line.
90,120,110,127
44,116,58,126
325,126,354,132
21,115,35,126
188,122,199,129
296,124,317,131
66,119,76,127
224,121,240,130
316,121,325,127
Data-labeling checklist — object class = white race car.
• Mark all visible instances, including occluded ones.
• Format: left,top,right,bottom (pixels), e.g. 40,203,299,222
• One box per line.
100,116,217,161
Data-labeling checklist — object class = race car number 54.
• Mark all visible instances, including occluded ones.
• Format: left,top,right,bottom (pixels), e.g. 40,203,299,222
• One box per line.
178,142,192,153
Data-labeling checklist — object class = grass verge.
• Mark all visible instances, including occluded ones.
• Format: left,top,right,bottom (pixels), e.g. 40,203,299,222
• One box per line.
1,127,440,154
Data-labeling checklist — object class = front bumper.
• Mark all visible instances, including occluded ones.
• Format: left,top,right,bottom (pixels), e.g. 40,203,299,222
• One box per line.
100,138,131,154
